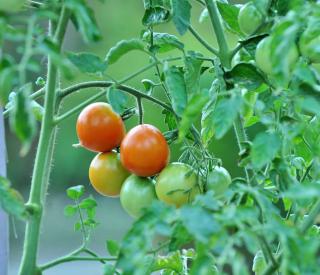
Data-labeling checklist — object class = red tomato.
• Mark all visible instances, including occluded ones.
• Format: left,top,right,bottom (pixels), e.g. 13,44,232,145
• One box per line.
120,124,170,177
76,102,126,152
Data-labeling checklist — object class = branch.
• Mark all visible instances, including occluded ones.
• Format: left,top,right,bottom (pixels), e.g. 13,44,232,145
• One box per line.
188,26,219,56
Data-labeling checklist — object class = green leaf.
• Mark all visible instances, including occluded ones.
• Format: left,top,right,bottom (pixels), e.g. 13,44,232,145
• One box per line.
216,2,241,34
172,0,191,35
225,63,266,90
180,205,221,243
251,132,281,169
162,109,177,130
79,196,97,209
179,93,209,142
9,84,36,156
164,64,187,116
213,94,243,139
66,185,85,200
67,52,107,74
64,205,77,217
143,31,184,53
107,87,129,114
105,39,146,65
106,240,120,256
184,51,204,95
0,55,15,105
104,263,116,275
252,250,267,275
66,0,101,42
0,176,26,220
142,0,172,26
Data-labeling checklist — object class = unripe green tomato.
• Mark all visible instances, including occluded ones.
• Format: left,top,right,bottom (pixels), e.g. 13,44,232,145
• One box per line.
207,166,231,197
155,162,200,208
120,175,157,218
0,0,25,12
238,2,264,36
299,26,320,64
255,36,299,75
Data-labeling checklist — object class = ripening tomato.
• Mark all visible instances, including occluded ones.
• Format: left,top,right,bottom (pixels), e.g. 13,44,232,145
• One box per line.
0,0,25,12
120,124,170,177
76,102,126,152
89,152,130,197
155,162,200,207
255,36,299,75
120,175,157,218
238,2,264,35
207,166,231,197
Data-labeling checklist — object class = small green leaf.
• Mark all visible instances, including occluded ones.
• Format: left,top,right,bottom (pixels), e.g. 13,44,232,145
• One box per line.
66,185,85,200
143,31,184,53
252,250,267,275
106,240,120,256
179,93,209,142
172,0,191,35
64,205,77,217
0,176,26,220
106,87,129,114
216,2,241,34
213,94,243,139
67,52,107,74
162,109,177,130
105,39,146,65
251,132,281,169
9,84,36,156
184,51,204,95
79,196,97,209
0,55,15,105
74,221,81,231
31,101,44,122
163,63,187,117
142,0,172,26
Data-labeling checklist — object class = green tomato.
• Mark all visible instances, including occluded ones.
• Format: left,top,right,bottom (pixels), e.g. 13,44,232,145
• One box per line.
207,166,231,197
299,24,320,64
155,162,200,207
238,2,264,36
255,36,299,75
120,175,157,218
0,0,25,12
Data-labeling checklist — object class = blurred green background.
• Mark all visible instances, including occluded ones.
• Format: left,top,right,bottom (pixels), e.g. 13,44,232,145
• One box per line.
6,0,247,274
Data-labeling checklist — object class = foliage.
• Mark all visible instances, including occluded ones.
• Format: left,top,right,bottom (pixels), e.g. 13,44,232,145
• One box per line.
1,0,320,274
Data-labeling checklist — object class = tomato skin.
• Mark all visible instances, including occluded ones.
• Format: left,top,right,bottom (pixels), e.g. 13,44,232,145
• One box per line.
207,166,231,197
120,124,170,177
120,175,157,218
89,152,130,197
155,162,200,208
238,3,264,35
255,37,299,75
77,102,126,153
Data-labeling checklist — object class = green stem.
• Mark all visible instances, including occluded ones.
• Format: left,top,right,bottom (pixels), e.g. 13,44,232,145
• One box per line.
40,256,116,271
204,0,231,67
137,97,144,124
18,7,70,275
188,25,219,55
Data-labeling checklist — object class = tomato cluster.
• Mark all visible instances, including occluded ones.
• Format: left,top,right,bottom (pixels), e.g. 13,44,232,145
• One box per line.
77,102,219,218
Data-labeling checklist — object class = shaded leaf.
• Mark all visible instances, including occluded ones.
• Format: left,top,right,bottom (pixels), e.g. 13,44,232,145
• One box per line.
184,51,204,95
67,52,107,74
107,87,129,114
172,0,191,35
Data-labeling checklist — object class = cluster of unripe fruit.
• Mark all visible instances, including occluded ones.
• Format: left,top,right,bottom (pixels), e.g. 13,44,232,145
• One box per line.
76,102,201,218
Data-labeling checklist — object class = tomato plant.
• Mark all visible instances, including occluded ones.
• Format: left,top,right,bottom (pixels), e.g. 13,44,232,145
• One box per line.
1,0,320,275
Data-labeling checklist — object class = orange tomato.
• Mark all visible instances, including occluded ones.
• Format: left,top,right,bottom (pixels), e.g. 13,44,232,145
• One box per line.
120,124,170,177
76,102,126,152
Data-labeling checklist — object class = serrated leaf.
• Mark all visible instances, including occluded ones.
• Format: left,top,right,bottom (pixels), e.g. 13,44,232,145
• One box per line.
67,185,85,200
107,87,129,114
163,64,187,116
64,205,77,217
172,0,191,35
79,196,97,209
67,52,107,74
184,51,204,95
9,84,36,156
179,93,209,142
105,39,146,65
216,2,241,34
106,240,120,256
251,132,281,169
213,94,243,139
0,176,26,220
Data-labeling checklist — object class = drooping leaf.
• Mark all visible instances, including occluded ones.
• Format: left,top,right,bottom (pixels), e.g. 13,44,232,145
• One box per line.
0,176,27,220
163,63,187,117
142,0,172,26
105,39,146,65
184,51,204,95
251,132,282,169
67,52,107,74
9,84,36,156
172,0,191,35
107,87,129,114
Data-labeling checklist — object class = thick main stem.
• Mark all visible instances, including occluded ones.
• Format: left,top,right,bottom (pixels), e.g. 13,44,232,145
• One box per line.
19,8,69,275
